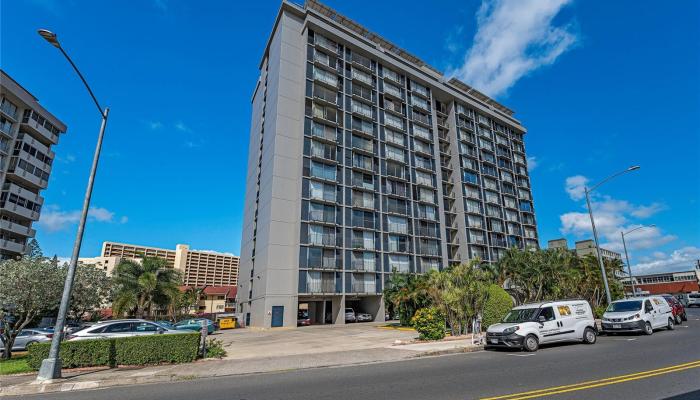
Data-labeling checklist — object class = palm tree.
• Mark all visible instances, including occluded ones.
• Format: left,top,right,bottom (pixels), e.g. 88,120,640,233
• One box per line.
112,257,182,318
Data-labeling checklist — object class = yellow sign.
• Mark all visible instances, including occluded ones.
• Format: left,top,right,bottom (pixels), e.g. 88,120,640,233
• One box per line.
557,305,572,316
219,318,236,329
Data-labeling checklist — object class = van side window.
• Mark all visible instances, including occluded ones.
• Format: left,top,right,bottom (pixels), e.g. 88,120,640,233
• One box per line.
644,300,653,312
538,307,555,321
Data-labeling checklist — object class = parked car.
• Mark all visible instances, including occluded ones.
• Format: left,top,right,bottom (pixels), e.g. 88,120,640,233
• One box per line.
344,308,356,323
68,319,186,341
154,320,176,330
297,310,311,326
689,293,700,308
175,318,216,334
485,300,597,352
0,329,53,352
661,294,687,324
601,296,674,335
356,312,372,322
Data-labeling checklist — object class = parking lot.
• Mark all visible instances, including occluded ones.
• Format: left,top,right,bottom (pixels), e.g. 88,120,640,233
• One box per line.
212,321,416,360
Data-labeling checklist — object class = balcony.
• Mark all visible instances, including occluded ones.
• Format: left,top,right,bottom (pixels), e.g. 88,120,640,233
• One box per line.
308,210,336,224
0,219,35,237
302,280,337,294
412,112,430,126
0,239,26,254
351,53,372,71
314,35,338,54
310,123,337,142
350,259,377,272
351,239,375,250
383,83,403,100
0,200,39,221
7,165,49,190
20,119,59,145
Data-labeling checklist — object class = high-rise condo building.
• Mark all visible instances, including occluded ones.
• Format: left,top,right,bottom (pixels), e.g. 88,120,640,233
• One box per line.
100,241,240,287
0,70,66,259
239,0,539,328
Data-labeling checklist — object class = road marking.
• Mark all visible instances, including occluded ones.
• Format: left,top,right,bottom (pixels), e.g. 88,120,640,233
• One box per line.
506,353,535,357
480,360,700,400
612,338,637,341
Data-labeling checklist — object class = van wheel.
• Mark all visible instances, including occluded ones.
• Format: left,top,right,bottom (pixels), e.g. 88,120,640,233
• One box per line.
523,334,539,352
667,318,675,331
643,322,653,335
582,327,597,344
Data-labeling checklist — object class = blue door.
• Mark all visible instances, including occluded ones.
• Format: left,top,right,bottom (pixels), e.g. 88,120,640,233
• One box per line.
271,306,284,327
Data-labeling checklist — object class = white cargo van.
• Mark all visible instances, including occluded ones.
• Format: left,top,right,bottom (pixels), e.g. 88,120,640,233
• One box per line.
485,299,596,352
601,296,674,335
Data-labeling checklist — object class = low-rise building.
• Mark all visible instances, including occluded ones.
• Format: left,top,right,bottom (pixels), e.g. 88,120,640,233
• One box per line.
574,239,622,261
547,238,622,261
622,266,700,295
180,285,238,314
78,256,121,275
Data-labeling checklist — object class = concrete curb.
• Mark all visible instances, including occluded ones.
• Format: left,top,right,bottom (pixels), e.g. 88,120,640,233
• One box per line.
0,346,483,397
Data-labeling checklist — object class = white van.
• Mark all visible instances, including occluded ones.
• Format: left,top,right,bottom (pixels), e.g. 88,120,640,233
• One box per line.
485,300,596,352
601,296,674,335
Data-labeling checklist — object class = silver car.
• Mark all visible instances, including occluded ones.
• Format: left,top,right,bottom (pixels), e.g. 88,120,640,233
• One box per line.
0,329,53,352
68,319,188,341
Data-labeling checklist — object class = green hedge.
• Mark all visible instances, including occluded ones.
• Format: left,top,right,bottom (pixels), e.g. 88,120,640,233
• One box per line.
27,333,200,370
482,284,514,329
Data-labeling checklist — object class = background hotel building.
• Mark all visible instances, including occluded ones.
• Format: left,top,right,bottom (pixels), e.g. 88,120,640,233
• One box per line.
239,1,539,328
0,70,66,259
99,241,239,287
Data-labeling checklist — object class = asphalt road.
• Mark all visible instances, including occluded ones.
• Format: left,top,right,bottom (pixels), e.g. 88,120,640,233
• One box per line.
13,308,700,400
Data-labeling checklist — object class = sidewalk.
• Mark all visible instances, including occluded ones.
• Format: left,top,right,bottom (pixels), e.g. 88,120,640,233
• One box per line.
0,327,482,397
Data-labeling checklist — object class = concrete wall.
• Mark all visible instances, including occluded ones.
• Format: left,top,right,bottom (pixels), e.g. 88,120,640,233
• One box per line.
239,7,306,328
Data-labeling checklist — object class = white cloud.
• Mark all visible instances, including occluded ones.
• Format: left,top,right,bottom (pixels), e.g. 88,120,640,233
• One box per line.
565,175,589,201
148,121,163,130
526,156,538,171
560,174,676,253
630,202,666,219
449,0,578,97
119,216,129,224
38,205,124,232
632,246,700,274
175,121,191,133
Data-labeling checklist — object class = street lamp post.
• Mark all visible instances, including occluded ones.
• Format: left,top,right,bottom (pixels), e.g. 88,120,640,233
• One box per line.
621,224,656,297
36,29,109,381
584,166,640,306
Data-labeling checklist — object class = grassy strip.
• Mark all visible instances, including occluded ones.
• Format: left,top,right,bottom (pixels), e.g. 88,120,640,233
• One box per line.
0,355,32,375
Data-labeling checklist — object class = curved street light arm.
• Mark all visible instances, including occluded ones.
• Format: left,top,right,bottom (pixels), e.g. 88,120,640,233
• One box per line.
56,46,105,117
588,166,640,194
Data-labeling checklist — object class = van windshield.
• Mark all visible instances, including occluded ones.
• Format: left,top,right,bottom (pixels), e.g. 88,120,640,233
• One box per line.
606,300,642,312
502,308,538,323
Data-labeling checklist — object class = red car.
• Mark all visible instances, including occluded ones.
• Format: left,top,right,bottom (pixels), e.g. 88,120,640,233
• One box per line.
662,294,687,324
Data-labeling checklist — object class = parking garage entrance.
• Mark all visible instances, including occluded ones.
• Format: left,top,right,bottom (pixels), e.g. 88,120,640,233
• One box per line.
298,297,341,326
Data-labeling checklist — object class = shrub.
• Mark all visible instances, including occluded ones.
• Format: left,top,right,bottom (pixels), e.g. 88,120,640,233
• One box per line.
205,338,227,359
411,307,445,341
481,284,513,329
27,339,113,369
27,333,200,370
594,306,607,319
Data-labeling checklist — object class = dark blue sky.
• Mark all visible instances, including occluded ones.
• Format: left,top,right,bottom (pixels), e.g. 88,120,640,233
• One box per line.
2,0,698,273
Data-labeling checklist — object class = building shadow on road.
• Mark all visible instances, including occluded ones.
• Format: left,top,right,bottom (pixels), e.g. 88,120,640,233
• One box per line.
664,389,700,399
